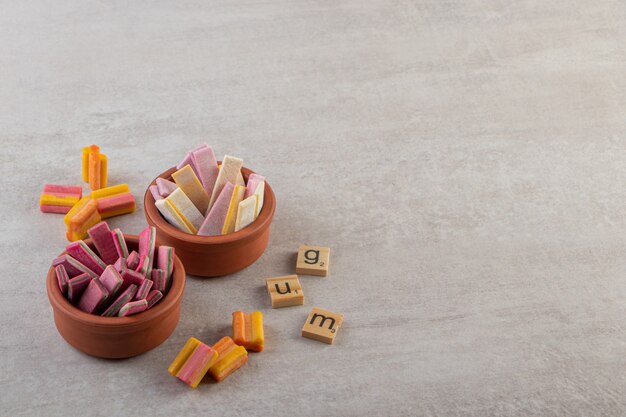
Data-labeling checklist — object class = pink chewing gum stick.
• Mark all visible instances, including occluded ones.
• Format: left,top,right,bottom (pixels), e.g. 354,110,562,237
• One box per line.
99,265,123,299
244,174,265,199
177,144,208,175
126,251,140,270
118,300,148,317
52,254,98,278
101,284,138,317
67,273,92,303
134,279,153,301
146,290,163,309
151,269,168,292
43,184,82,198
120,268,145,292
111,228,129,259
114,257,126,272
55,265,69,295
157,246,175,281
197,183,235,236
149,185,163,201
176,343,217,386
40,204,72,214
135,254,150,277
156,178,178,197
87,221,118,265
96,193,135,216
66,241,107,275
77,278,109,313
191,146,219,198
138,226,156,274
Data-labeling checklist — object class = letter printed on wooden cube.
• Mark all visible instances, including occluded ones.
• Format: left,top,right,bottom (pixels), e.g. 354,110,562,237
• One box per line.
301,307,343,344
266,275,304,308
296,245,330,277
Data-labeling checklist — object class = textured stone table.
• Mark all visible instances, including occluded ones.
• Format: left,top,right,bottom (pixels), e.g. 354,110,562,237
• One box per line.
1,1,625,416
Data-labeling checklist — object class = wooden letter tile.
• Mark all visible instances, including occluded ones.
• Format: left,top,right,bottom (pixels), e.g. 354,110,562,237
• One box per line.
266,275,304,308
296,245,330,277
301,307,343,344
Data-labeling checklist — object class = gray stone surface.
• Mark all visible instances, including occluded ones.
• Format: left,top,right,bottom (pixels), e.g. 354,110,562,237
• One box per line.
1,1,626,416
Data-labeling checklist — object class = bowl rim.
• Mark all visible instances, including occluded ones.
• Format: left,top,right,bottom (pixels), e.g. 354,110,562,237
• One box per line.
143,164,276,245
47,234,185,328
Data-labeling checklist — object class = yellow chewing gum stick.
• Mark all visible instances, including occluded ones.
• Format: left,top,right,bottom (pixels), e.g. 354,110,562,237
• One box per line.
40,194,80,207
232,311,264,352
64,196,91,226
234,195,257,232
172,165,210,214
221,185,245,235
165,188,204,231
82,146,108,188
168,337,202,376
90,184,130,200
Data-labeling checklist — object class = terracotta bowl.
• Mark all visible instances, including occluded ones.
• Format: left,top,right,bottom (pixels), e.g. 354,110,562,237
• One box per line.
144,165,276,277
46,235,186,359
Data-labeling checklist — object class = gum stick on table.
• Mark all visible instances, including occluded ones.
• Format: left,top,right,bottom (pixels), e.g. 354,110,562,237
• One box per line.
101,284,138,317
156,178,178,198
172,164,210,214
191,145,219,198
165,188,204,232
168,337,202,376
96,193,136,219
155,199,195,234
118,299,148,317
87,221,118,265
90,184,130,199
208,336,248,382
176,343,219,388
208,155,243,211
197,182,235,236
44,184,82,198
77,278,109,314
234,195,258,232
232,311,264,352
67,273,92,303
221,185,245,235
82,146,107,188
55,265,70,295
88,145,102,190
146,290,163,309
111,228,129,259
65,198,101,242
66,240,107,275
99,265,123,299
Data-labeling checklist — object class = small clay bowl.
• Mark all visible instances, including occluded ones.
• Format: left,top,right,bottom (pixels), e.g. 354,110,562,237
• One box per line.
46,235,186,359
144,165,276,277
